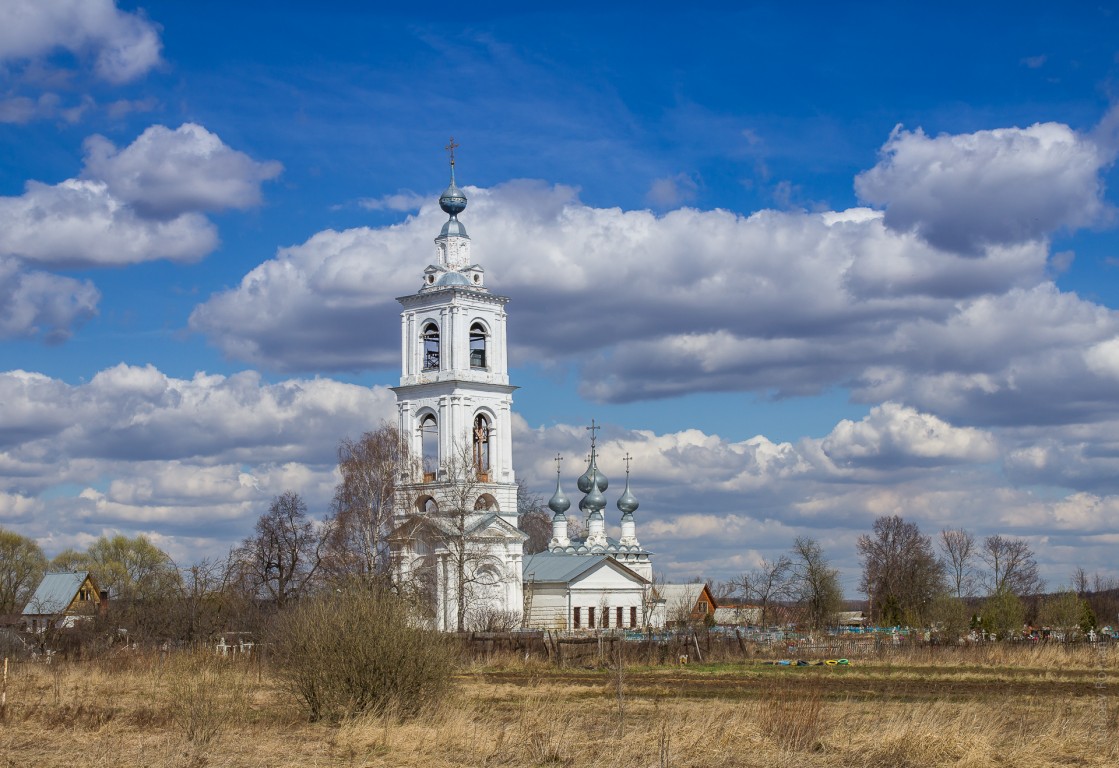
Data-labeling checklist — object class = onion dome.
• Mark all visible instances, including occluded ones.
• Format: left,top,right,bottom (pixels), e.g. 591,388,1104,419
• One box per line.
439,169,467,217
548,473,570,518
578,480,606,514
617,473,639,516
577,456,608,494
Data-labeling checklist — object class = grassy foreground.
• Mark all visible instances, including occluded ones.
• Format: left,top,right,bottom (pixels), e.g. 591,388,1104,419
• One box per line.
1,643,1117,767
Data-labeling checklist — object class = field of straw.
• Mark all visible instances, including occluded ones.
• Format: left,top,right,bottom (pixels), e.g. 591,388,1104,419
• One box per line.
1,643,1116,767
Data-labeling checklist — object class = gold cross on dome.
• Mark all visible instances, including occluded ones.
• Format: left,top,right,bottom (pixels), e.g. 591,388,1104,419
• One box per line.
445,137,459,166
554,453,564,475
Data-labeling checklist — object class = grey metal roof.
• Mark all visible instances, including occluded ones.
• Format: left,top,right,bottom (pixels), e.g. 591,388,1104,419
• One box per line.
522,553,613,583
438,217,469,239
22,571,92,616
522,552,648,585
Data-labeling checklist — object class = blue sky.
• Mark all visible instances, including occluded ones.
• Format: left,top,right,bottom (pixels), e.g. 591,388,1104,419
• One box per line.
3,1,1119,594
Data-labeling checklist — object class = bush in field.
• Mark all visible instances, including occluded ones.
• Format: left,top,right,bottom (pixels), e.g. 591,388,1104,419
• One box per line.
981,588,1025,639
166,653,248,748
270,583,455,722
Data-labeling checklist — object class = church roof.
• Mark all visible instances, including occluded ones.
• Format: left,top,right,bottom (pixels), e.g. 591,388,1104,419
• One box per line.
522,552,648,585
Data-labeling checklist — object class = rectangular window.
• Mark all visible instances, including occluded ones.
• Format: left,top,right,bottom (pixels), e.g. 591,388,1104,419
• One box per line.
573,607,581,629
630,607,637,628
588,607,596,629
698,600,709,614
602,607,609,628
617,606,623,627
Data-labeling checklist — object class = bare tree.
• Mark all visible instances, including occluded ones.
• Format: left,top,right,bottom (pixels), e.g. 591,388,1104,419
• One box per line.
323,424,408,583
416,442,518,632
981,535,1043,597
790,537,842,632
858,516,945,626
640,572,664,629
939,528,977,599
1093,572,1119,593
0,528,47,614
236,491,323,608
1071,567,1090,597
734,556,792,627
517,480,552,555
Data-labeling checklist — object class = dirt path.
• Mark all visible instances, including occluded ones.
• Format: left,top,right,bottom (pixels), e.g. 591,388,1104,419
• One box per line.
471,664,1112,702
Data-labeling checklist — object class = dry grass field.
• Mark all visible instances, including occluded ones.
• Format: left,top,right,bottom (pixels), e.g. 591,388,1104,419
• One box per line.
1,643,1116,767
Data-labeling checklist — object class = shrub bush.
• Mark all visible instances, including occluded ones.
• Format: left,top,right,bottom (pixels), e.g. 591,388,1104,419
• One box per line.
270,583,455,722
165,652,247,747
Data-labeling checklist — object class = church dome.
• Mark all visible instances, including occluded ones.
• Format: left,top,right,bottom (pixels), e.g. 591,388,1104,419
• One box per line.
617,475,639,515
548,475,571,516
577,462,608,494
579,480,606,514
439,181,467,216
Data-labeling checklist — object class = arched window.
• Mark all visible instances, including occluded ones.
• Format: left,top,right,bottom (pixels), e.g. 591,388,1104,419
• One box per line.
469,322,487,369
415,495,439,514
472,414,491,480
420,414,439,480
422,322,440,371
474,493,499,511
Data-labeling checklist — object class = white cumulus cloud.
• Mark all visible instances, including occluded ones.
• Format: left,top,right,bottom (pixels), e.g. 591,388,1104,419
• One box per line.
0,256,99,340
819,402,999,468
855,122,1111,254
82,123,283,218
0,124,280,268
0,179,217,267
0,0,162,84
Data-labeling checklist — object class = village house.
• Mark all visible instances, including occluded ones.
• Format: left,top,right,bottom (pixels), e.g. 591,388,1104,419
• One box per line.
22,571,106,633
653,583,718,627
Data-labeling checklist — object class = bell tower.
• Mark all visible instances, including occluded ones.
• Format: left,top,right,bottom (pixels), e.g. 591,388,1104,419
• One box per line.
390,142,524,630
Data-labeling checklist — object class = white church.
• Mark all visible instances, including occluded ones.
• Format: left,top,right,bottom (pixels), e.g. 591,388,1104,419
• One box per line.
388,147,655,632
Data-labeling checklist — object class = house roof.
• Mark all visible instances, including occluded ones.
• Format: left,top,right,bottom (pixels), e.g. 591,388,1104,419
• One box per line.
22,571,95,616
522,552,648,585
656,583,716,609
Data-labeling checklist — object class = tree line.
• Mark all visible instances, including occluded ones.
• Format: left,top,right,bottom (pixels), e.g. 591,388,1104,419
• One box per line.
6,424,1118,643
727,515,1118,639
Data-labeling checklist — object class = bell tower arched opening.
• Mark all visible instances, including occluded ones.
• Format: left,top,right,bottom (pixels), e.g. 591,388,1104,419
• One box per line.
470,322,488,369
472,413,491,481
422,322,440,371
420,413,439,481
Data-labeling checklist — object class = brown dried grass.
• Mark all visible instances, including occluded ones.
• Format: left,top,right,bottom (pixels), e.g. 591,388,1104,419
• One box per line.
0,643,1115,767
